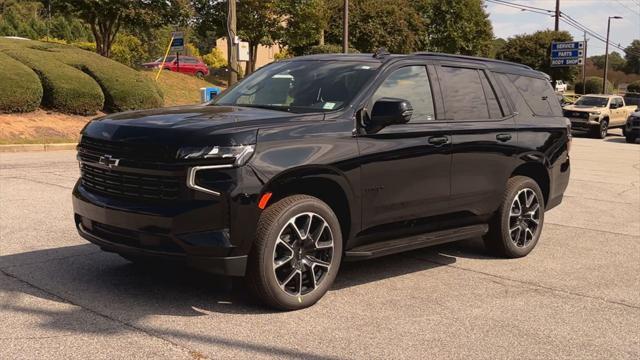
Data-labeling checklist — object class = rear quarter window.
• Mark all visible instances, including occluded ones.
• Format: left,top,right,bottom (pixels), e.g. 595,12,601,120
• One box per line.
500,74,562,117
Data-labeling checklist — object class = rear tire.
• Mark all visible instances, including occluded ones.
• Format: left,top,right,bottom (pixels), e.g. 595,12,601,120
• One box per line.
483,176,545,258
195,71,204,79
246,195,342,310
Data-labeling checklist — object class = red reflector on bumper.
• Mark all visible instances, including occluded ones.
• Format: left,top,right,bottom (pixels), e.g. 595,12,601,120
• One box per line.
258,192,273,209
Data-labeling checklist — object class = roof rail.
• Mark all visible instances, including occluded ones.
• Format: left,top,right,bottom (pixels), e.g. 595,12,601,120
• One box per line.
412,52,532,70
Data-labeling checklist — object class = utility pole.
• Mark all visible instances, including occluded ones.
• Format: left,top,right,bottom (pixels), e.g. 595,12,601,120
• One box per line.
227,0,238,86
343,0,349,53
554,0,560,31
603,16,622,94
583,30,587,95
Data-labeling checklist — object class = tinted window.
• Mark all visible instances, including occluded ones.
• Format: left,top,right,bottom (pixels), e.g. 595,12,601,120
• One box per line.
371,66,435,121
508,74,561,116
439,66,489,120
479,71,504,118
180,58,197,64
496,73,531,116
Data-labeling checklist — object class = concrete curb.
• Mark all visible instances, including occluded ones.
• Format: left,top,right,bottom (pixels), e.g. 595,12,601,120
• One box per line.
0,143,77,153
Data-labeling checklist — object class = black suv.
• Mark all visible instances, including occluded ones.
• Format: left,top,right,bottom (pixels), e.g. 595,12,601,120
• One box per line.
73,53,571,310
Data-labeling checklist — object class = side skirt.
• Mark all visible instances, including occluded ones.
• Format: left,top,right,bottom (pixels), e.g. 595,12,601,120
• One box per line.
344,224,488,261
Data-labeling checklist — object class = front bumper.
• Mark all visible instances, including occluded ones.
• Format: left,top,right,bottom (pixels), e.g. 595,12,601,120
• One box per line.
568,117,599,131
625,120,640,136
72,181,248,276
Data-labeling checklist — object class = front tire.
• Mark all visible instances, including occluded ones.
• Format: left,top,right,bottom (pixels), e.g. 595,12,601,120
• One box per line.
483,176,545,258
626,134,638,143
247,195,342,310
591,119,608,139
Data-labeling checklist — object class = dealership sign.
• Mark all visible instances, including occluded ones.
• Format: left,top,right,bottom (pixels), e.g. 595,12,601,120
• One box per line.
551,41,585,67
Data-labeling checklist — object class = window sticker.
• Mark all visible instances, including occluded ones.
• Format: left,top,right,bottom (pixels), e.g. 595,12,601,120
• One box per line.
323,102,336,110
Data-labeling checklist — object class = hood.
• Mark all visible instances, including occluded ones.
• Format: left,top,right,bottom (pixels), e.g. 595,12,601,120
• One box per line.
563,105,604,112
82,104,321,148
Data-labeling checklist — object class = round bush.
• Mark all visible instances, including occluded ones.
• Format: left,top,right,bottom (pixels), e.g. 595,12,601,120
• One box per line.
627,80,640,94
0,52,43,112
574,76,614,95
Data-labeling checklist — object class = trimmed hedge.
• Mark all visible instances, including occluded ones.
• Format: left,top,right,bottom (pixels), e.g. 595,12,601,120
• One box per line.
628,81,640,94
574,76,614,95
0,52,43,112
4,46,105,115
59,51,163,112
0,38,163,114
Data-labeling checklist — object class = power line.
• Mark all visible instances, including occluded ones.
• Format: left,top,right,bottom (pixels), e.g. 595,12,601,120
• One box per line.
486,0,640,57
613,0,640,15
485,0,553,17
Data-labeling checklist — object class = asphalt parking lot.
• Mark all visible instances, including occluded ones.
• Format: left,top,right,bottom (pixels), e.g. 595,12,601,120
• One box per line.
1,131,639,359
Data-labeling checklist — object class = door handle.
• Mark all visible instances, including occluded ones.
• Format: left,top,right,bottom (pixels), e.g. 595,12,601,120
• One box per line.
496,133,512,142
427,135,450,146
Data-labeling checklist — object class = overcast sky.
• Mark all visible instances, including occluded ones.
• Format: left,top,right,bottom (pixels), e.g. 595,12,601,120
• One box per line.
486,0,640,55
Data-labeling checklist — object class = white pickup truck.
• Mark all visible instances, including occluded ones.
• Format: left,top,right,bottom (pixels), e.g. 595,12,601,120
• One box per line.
555,80,568,93
562,94,638,138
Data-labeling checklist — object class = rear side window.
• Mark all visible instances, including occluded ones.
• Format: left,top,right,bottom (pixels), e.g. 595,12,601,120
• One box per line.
506,74,562,117
438,66,490,120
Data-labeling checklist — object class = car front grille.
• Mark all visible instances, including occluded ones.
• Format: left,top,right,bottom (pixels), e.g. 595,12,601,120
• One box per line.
80,162,181,200
79,136,175,163
564,111,589,119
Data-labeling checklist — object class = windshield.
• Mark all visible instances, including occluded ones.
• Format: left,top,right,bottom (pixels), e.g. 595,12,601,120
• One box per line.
154,56,175,63
575,96,608,107
213,60,380,113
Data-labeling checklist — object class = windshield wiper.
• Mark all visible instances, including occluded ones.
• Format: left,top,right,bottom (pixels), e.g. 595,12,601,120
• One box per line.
233,104,292,112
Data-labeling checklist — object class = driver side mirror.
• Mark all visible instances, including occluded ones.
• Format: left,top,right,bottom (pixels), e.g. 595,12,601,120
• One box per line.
368,98,413,131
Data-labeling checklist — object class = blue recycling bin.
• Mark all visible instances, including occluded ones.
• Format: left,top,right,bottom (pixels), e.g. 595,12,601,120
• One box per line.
200,87,221,103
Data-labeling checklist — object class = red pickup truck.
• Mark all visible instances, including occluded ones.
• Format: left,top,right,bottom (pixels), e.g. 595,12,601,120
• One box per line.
142,56,210,78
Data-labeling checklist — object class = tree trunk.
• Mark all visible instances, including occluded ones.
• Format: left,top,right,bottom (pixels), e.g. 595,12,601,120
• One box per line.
319,28,325,46
89,15,120,58
247,43,258,75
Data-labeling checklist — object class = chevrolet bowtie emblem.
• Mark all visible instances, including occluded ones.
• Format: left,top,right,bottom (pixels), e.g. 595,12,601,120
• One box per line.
98,154,120,168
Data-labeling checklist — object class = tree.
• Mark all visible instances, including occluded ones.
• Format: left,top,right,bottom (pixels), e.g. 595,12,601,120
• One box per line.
276,0,332,55
193,0,282,74
0,0,92,41
56,0,191,57
589,51,626,71
324,0,425,53
497,30,578,82
489,38,507,59
623,39,640,75
416,0,494,56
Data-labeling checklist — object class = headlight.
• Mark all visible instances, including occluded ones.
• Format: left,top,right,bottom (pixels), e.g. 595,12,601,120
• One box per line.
589,111,601,115
176,145,255,166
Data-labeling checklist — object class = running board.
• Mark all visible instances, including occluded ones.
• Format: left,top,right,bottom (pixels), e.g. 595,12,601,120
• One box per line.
344,224,488,261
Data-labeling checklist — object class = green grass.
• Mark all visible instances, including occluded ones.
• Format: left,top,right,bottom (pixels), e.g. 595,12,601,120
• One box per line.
0,38,162,114
145,70,219,107
0,52,43,112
